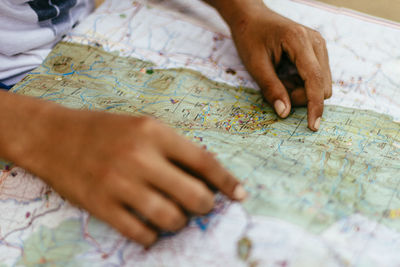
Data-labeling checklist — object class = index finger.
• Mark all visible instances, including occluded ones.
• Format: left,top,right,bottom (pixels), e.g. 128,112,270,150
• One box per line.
283,35,325,131
160,127,247,201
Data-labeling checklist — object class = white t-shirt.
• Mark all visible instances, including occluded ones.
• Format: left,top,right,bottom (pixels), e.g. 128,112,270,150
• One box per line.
0,0,94,86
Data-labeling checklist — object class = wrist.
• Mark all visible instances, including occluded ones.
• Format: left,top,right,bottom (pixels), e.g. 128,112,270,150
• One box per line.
210,0,267,28
0,91,61,166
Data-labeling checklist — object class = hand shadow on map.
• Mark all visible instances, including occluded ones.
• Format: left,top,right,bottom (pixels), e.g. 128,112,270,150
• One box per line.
276,52,306,108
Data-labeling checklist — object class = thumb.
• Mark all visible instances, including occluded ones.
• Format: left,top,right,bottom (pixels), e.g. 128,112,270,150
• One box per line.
250,56,291,118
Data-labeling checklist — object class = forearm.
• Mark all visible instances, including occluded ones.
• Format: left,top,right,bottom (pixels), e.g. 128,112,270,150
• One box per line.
203,0,267,27
0,90,57,165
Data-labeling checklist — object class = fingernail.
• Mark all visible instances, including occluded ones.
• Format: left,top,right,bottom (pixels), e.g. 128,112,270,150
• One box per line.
314,117,321,131
233,184,247,201
274,100,286,117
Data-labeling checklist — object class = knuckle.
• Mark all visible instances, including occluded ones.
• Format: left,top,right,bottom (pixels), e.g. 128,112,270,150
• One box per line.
309,68,324,85
197,153,235,190
146,197,183,230
196,151,216,172
187,181,214,213
163,208,186,231
315,38,326,49
309,30,327,49
284,25,308,41
314,32,326,44
319,36,327,46
129,149,152,170
136,116,160,137
146,196,164,217
308,98,324,107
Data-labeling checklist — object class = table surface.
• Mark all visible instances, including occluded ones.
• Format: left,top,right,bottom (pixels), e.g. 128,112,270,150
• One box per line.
95,0,400,23
316,0,400,22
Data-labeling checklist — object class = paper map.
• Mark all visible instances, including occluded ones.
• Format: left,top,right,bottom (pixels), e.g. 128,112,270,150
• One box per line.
1,0,400,266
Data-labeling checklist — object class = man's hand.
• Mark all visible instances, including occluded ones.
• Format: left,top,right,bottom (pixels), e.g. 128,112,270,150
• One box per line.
210,0,332,131
0,92,246,247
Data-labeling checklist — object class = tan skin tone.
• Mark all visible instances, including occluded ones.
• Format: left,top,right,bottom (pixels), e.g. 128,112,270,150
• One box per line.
209,0,332,131
0,92,245,246
0,0,331,247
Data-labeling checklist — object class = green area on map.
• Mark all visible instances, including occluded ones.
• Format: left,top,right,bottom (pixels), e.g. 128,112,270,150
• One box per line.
16,219,90,266
13,42,400,234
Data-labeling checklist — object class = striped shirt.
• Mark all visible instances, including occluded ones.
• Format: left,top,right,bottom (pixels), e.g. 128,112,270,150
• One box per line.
0,0,94,86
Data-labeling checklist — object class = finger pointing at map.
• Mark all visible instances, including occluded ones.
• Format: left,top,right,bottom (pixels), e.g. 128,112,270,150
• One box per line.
208,0,333,131
0,93,245,247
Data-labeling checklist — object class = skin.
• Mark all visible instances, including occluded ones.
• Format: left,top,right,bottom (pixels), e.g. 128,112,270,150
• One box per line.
94,0,104,8
0,91,245,246
0,0,332,247
208,0,332,131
